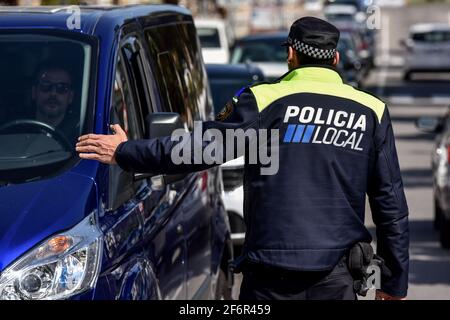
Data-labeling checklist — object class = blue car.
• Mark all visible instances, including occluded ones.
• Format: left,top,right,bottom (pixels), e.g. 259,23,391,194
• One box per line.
0,5,232,300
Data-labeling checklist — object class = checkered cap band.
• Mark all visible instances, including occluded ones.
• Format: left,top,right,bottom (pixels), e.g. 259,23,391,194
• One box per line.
288,37,336,60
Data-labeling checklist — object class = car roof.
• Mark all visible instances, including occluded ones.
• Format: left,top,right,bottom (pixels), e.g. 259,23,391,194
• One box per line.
0,5,192,35
194,18,226,28
235,31,288,43
410,23,450,34
324,4,357,14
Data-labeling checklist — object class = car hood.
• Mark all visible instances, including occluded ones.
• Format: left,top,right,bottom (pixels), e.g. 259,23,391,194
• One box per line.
0,171,98,272
253,62,288,79
202,49,229,64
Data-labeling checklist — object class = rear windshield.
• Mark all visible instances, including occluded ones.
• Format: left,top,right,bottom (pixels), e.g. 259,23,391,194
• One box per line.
412,30,450,42
0,33,94,185
197,27,221,48
325,13,354,21
231,39,286,63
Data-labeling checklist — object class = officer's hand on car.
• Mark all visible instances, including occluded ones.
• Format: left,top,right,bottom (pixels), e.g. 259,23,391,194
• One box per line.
375,290,406,300
76,124,128,164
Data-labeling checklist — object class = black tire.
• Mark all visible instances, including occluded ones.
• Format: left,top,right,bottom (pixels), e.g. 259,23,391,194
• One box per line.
215,268,232,300
439,214,450,249
434,197,442,230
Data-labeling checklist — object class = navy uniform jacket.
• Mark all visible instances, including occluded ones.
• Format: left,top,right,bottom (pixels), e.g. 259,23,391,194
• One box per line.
115,66,409,297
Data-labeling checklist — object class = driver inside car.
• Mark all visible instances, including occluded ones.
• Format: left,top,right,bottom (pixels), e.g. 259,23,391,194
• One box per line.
31,63,79,144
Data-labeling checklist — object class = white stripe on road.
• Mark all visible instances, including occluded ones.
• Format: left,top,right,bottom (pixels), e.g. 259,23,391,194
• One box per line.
431,96,450,105
386,96,450,105
389,95,415,105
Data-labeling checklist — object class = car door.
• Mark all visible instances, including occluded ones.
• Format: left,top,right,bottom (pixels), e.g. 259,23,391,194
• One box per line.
143,22,214,299
104,29,188,300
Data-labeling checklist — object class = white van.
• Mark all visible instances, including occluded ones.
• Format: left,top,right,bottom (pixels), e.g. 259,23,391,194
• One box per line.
195,18,234,64
403,23,450,80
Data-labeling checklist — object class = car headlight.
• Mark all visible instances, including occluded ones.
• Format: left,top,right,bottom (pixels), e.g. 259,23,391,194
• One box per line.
0,213,102,300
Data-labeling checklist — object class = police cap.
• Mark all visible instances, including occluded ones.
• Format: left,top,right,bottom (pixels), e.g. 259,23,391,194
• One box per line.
283,17,340,60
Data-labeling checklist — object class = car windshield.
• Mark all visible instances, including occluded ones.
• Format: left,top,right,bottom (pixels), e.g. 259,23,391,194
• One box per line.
326,0,364,10
0,33,94,184
412,30,450,42
326,13,354,21
231,38,286,63
197,27,221,48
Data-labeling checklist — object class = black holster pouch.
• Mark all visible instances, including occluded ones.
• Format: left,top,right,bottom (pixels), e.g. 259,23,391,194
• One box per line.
347,242,392,296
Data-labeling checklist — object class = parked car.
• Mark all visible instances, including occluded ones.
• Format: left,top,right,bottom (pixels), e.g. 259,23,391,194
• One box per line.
402,23,450,81
206,63,264,115
195,18,234,64
416,112,450,248
304,0,324,12
206,63,264,254
337,32,364,87
231,32,288,82
325,0,373,12
324,4,359,22
0,5,233,300
331,20,376,71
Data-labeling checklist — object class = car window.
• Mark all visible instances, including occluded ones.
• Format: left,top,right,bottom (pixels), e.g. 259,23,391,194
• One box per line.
108,53,145,210
121,37,155,120
231,39,286,63
145,22,211,128
111,54,143,140
0,32,96,184
412,30,450,43
197,27,221,48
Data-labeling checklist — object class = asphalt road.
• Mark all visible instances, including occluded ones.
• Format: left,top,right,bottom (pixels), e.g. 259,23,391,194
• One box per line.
362,70,450,300
362,3,450,300
231,4,450,301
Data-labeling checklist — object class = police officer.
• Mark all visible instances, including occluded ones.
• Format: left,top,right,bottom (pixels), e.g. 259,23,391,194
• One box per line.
76,17,409,300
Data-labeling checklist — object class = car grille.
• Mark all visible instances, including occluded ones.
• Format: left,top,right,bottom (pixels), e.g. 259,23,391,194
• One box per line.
222,166,244,192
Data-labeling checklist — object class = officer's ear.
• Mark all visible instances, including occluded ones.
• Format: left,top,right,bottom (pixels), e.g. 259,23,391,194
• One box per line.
332,51,340,67
287,46,299,70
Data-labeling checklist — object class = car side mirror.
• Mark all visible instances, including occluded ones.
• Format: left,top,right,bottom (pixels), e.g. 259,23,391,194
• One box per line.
416,116,443,133
134,112,189,184
145,112,184,140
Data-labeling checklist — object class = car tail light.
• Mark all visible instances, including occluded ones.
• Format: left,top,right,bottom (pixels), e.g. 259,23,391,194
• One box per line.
201,171,208,191
447,146,450,164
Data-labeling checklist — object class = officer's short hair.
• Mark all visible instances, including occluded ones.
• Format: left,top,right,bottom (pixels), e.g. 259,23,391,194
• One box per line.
296,52,335,66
